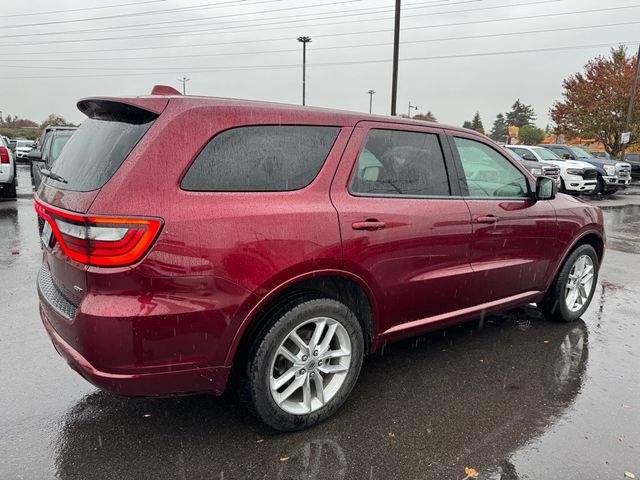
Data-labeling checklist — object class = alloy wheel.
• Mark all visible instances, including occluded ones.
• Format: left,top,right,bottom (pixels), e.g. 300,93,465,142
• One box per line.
269,317,352,415
564,254,595,312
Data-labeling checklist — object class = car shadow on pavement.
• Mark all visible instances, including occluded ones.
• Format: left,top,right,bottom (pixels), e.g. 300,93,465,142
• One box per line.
53,309,588,480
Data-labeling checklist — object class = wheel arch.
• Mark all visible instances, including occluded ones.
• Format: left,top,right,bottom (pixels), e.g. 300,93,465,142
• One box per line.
225,270,379,368
545,229,604,294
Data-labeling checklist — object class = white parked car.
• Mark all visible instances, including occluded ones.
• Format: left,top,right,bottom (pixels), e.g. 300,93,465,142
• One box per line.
505,145,597,194
14,139,35,161
0,136,17,199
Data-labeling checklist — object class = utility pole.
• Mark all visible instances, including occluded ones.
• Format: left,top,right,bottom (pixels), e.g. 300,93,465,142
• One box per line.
621,43,640,159
297,36,312,106
390,0,401,116
408,101,418,119
368,90,376,114
177,77,190,95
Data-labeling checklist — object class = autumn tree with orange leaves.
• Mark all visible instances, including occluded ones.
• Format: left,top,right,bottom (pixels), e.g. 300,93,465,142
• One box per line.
551,46,640,158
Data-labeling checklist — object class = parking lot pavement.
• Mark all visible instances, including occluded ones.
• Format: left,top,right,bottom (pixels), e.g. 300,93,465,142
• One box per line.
1,166,639,479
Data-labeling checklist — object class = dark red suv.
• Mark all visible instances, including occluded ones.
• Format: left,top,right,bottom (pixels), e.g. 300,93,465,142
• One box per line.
36,87,604,431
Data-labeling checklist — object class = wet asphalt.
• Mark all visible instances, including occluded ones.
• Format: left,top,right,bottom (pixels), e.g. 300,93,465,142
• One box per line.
1,165,639,480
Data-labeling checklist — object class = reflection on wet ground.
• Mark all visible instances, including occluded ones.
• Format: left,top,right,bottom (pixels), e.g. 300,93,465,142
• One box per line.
52,311,590,480
602,204,640,254
1,168,639,479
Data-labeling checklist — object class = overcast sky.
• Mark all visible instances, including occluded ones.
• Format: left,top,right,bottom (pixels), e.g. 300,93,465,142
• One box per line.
1,0,639,129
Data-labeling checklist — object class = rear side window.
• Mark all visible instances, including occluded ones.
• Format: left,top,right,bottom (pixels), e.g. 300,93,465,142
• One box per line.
350,129,450,197
47,111,155,192
181,125,340,191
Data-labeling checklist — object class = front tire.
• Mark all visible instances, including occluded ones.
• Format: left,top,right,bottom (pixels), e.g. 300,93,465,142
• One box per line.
239,296,364,431
539,244,599,322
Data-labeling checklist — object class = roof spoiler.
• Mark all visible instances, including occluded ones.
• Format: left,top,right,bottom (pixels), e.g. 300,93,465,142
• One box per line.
151,85,182,96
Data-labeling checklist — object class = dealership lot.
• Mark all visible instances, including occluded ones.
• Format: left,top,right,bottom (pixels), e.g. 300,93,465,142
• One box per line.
1,164,638,479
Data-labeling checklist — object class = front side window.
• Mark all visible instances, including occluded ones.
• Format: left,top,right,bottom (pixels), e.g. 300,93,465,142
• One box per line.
350,129,450,197
181,125,339,191
453,137,530,198
51,136,71,163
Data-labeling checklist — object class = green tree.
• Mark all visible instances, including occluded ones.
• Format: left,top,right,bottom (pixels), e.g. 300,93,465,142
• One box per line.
462,120,473,129
551,45,640,158
40,114,73,129
518,125,545,145
470,111,484,133
489,113,508,142
506,99,537,128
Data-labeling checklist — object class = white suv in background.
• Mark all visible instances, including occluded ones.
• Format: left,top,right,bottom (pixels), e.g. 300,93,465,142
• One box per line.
505,145,597,194
0,136,17,199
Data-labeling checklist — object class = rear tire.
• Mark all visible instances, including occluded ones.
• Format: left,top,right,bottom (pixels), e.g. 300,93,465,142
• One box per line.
539,244,599,322
239,296,364,431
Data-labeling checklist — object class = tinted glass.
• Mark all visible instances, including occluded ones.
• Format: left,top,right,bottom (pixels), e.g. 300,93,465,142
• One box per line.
454,137,529,198
182,125,339,191
47,113,155,192
51,136,71,163
504,148,524,162
350,129,450,196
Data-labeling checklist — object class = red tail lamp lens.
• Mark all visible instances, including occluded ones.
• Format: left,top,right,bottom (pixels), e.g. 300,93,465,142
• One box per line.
0,147,9,164
34,198,162,267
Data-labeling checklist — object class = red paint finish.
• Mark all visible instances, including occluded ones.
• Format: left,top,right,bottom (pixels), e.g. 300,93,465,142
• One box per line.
37,93,605,397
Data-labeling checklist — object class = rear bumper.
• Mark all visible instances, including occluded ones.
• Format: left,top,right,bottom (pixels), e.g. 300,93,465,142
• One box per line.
40,305,231,396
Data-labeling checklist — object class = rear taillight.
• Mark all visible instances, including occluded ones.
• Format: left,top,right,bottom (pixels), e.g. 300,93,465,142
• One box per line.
0,146,9,164
34,198,162,267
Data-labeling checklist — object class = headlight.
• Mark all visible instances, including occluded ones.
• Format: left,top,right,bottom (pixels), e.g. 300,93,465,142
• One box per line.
604,165,616,175
531,168,542,176
566,168,585,175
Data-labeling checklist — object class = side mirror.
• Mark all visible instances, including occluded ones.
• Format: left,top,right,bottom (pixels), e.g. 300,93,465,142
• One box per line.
536,176,557,200
27,150,42,161
522,153,537,161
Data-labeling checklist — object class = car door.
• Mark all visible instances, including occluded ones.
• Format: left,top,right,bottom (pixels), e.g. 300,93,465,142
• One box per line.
447,132,560,304
330,122,474,338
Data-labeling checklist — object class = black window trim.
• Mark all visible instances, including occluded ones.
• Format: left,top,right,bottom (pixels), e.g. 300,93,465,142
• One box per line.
346,127,459,200
446,133,536,201
179,123,342,193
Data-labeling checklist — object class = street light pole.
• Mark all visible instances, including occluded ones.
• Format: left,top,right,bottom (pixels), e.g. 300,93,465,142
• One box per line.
297,36,312,106
177,77,190,95
368,90,376,114
408,101,418,119
390,0,401,116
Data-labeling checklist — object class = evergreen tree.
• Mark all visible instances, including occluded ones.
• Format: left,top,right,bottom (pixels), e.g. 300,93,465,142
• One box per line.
489,113,508,141
470,111,484,133
462,120,473,129
506,99,537,128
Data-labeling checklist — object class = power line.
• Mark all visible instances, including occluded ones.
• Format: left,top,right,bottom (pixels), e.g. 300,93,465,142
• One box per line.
1,40,637,79
0,0,471,38
0,0,573,46
5,20,638,63
2,3,638,51
1,0,355,30
2,0,168,18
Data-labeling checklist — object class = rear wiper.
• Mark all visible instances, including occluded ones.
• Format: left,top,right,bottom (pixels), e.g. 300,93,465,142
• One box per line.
41,169,68,184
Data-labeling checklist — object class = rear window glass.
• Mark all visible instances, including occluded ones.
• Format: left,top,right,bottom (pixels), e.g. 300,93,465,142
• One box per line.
47,112,155,192
181,125,340,191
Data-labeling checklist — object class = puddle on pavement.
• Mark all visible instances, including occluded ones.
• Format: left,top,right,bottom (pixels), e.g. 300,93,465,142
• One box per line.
602,204,640,255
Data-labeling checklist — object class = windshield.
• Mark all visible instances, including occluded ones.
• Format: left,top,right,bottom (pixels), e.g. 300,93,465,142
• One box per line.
16,140,33,148
534,147,561,160
569,147,594,159
504,148,524,162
